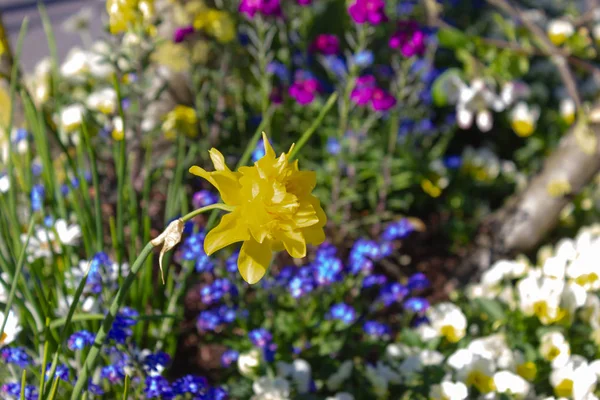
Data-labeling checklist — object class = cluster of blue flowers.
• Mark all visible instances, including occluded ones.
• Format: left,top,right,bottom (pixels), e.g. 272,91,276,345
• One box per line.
107,307,139,343
2,383,38,400
143,374,228,399
1,347,31,368
179,232,215,273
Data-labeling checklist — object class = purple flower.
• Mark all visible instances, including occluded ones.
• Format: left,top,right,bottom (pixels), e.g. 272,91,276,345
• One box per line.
68,330,95,351
239,0,282,18
311,34,340,55
348,0,387,25
371,88,396,111
381,219,415,241
172,375,209,396
363,321,390,337
389,21,427,58
362,274,387,288
1,347,31,368
289,76,320,105
328,303,357,324
144,376,172,399
192,190,218,208
350,75,376,106
249,328,273,348
407,272,430,291
297,0,312,5
221,349,240,367
379,282,409,306
404,297,430,314
173,25,194,43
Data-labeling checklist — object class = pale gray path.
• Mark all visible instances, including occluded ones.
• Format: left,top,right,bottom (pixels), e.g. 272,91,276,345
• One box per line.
1,0,105,71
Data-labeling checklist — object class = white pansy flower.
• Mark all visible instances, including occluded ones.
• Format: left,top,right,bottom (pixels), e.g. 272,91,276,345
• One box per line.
429,380,468,400
326,360,353,391
251,377,290,400
550,356,597,400
547,19,575,46
493,370,531,398
0,310,21,346
510,102,540,138
467,334,514,369
560,98,576,125
238,349,261,377
540,331,571,368
447,349,496,394
543,256,568,280
61,48,90,78
561,282,587,319
517,272,565,324
87,88,118,115
60,104,85,134
423,302,467,343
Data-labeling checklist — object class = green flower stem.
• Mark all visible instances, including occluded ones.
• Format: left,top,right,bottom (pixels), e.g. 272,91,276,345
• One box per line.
70,204,231,399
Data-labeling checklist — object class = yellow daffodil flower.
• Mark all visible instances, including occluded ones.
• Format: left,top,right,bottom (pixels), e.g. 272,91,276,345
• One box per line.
189,133,327,284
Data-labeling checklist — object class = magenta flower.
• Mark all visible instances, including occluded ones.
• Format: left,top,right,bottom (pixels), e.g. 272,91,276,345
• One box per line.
311,34,340,55
389,21,427,58
297,0,312,5
173,25,194,43
371,88,396,111
289,75,320,105
239,0,282,18
348,0,387,25
350,75,376,106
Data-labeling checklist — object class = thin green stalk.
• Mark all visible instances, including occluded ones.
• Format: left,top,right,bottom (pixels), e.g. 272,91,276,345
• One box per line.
288,92,338,160
122,375,130,400
20,370,27,400
1,218,35,337
113,74,128,266
38,3,59,102
37,320,50,400
46,379,60,400
81,122,103,252
71,204,229,398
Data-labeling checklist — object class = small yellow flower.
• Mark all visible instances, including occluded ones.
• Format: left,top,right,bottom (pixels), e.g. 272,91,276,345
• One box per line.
511,102,539,138
190,133,327,284
162,105,198,140
516,361,537,382
421,179,442,198
547,20,574,46
194,9,236,44
106,0,155,35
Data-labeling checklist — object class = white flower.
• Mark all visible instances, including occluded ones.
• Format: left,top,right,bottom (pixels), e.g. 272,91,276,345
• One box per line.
429,380,468,400
0,173,9,193
326,360,353,391
560,282,587,318
493,370,531,398
560,98,576,125
424,302,467,343
87,88,118,115
540,331,571,368
399,350,444,380
455,79,505,132
510,102,540,138
0,309,21,346
447,349,496,394
326,393,354,400
543,256,568,280
251,377,290,400
550,356,597,400
276,359,311,394
547,20,575,46
61,48,90,78
517,272,565,324
385,343,415,359
467,334,514,370
60,104,85,133
238,349,261,376
88,42,114,79
61,7,93,33
55,219,81,246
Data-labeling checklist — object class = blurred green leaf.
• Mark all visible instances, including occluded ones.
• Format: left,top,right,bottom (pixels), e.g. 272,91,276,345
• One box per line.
437,26,470,50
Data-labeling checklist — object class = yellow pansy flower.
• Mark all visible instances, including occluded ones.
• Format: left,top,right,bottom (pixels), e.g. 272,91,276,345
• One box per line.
106,0,155,35
189,133,327,284
162,105,198,139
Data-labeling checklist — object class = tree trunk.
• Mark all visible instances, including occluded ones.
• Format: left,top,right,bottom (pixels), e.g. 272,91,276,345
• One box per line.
450,111,600,288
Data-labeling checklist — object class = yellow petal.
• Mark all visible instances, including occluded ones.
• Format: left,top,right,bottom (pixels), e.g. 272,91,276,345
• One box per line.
280,230,306,258
287,170,316,194
209,148,230,171
302,225,326,245
204,211,250,255
262,132,276,159
189,165,212,181
238,239,272,284
211,171,242,205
